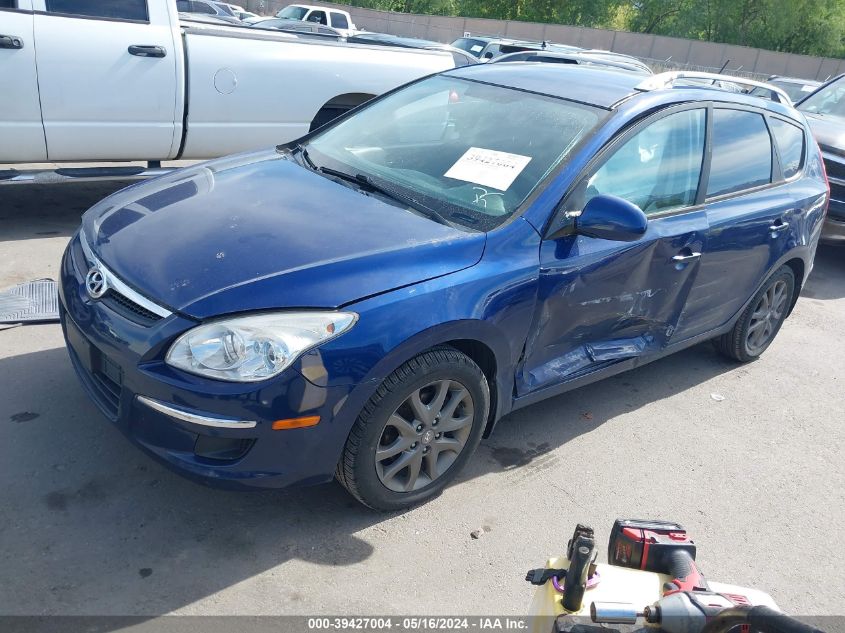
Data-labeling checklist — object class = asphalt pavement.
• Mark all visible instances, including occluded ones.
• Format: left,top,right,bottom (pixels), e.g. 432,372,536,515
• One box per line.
1,181,843,618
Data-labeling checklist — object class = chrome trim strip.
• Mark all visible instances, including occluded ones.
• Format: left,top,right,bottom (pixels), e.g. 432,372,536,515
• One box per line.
0,167,174,186
137,396,258,429
79,231,173,319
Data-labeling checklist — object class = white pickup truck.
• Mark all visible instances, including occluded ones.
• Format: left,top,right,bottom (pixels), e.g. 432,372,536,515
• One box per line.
0,0,460,166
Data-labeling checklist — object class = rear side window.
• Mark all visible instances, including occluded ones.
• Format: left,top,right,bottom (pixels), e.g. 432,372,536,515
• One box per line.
330,12,349,29
707,109,772,197
45,0,148,20
585,108,706,215
769,118,805,179
0,1,17,9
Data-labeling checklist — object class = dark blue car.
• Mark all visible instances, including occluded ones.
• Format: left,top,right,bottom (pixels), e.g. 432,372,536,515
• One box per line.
60,65,828,509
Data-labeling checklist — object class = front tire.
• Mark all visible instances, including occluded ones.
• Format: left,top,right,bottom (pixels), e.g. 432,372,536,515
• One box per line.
336,347,490,511
714,265,795,362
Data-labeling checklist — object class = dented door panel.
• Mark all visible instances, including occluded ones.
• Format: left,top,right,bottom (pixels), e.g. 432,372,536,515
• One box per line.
516,210,707,396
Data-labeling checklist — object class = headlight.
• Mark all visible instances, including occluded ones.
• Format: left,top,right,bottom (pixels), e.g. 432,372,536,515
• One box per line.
165,312,357,382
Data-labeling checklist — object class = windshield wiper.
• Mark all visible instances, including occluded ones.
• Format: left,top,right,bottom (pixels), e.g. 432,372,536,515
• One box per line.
317,165,458,229
293,143,318,170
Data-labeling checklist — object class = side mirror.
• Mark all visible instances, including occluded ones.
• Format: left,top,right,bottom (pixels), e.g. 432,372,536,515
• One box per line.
576,194,647,242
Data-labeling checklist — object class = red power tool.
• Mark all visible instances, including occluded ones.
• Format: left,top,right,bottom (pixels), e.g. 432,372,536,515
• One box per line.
608,518,709,595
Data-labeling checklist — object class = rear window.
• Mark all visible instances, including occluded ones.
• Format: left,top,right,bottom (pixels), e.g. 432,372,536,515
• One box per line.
45,0,148,20
330,12,348,29
452,38,487,57
769,118,805,179
707,109,773,198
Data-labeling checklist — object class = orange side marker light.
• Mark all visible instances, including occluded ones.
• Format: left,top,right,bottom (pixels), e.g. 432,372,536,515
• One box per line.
272,416,320,430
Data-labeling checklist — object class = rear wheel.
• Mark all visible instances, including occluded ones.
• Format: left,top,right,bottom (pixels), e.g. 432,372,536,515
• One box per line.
336,347,489,510
714,266,795,362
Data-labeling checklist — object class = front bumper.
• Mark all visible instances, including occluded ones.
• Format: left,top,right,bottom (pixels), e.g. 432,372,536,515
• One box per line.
59,233,359,490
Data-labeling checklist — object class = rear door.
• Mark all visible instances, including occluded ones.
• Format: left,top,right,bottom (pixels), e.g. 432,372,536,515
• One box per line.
674,106,798,340
517,106,709,395
32,0,180,161
0,0,47,162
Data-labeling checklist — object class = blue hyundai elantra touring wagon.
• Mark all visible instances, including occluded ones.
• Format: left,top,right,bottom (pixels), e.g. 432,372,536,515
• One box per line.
60,65,829,509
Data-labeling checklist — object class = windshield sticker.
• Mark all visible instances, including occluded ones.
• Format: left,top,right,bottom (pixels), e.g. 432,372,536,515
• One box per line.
470,44,484,53
444,147,532,191
801,84,817,92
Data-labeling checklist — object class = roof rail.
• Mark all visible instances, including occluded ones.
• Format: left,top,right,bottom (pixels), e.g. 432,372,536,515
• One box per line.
636,71,793,105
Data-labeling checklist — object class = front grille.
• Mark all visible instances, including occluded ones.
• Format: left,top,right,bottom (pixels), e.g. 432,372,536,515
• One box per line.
66,340,121,420
100,289,162,327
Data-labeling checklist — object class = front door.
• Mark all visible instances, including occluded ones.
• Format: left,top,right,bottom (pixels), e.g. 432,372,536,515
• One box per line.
32,0,179,161
0,0,47,162
517,106,709,396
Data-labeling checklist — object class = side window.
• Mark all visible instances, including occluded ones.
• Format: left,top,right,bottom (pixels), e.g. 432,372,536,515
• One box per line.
769,118,805,179
583,108,706,215
307,10,327,25
45,0,148,20
191,1,217,14
330,12,349,29
0,1,17,8
176,0,190,11
707,109,772,198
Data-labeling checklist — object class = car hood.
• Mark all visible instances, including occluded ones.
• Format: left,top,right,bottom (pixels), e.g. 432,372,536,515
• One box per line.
802,112,845,155
82,150,486,319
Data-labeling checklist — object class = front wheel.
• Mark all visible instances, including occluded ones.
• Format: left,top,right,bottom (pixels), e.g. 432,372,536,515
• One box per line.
336,347,490,510
714,265,795,362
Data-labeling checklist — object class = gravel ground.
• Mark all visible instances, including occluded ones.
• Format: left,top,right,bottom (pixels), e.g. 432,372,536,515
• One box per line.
1,181,843,618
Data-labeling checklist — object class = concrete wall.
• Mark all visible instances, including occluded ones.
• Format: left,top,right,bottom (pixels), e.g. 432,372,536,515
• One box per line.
242,0,845,80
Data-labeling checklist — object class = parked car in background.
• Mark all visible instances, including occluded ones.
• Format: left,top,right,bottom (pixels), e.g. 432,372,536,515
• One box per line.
492,49,651,75
348,33,478,66
61,66,826,509
176,0,242,23
0,0,464,166
797,74,845,241
451,36,580,60
274,4,357,36
749,75,822,103
234,9,259,21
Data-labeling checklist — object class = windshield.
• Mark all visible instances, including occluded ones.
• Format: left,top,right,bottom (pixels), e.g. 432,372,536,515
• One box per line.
305,75,604,230
277,5,308,19
798,76,845,118
451,38,488,57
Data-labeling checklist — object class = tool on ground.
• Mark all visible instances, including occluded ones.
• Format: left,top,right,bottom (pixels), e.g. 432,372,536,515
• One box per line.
526,518,825,633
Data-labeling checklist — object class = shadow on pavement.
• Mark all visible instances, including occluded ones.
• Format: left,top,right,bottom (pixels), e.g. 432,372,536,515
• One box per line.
0,182,133,242
802,243,845,300
0,337,740,618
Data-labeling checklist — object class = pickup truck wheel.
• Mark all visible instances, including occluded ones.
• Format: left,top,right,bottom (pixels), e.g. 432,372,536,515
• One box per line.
336,347,489,511
714,266,795,362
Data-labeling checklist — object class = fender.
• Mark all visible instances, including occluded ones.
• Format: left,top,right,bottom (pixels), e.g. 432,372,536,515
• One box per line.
324,319,519,445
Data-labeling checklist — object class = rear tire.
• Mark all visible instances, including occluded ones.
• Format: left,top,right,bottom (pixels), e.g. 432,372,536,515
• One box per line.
336,347,489,511
713,266,795,362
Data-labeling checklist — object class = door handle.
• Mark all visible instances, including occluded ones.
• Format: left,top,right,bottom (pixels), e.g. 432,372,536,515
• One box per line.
672,252,702,263
128,45,166,58
768,221,790,232
0,35,24,49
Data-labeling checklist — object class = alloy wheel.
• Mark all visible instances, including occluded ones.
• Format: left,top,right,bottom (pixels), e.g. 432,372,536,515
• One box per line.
375,379,474,493
746,279,788,354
